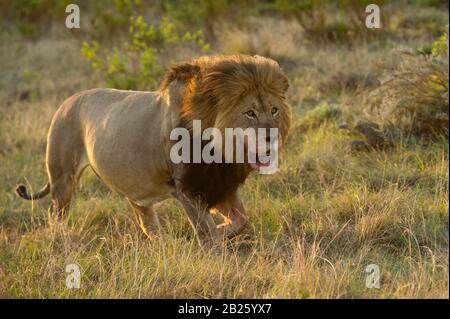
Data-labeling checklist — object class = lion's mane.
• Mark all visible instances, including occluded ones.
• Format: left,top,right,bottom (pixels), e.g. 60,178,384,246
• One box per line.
161,55,291,208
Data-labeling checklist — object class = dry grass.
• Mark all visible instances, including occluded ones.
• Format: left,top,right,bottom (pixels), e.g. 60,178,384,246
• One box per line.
368,47,449,136
0,4,448,299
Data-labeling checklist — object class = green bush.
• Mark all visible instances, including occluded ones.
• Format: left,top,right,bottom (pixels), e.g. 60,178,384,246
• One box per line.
274,0,385,43
415,0,449,8
1,0,73,36
432,32,449,55
1,0,154,38
81,15,209,90
162,0,231,41
89,0,146,38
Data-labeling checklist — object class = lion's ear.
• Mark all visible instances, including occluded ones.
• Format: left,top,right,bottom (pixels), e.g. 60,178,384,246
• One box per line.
159,62,200,91
161,62,200,117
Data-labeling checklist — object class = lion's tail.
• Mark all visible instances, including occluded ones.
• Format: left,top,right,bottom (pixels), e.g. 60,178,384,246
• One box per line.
15,182,50,200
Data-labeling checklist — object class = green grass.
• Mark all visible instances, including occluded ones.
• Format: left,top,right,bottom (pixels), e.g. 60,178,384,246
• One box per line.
0,2,448,298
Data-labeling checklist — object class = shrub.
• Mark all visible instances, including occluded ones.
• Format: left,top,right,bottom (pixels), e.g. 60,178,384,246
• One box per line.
415,0,449,8
274,0,385,43
368,31,449,137
0,0,72,36
81,15,209,90
297,102,342,132
162,0,232,42
89,0,147,38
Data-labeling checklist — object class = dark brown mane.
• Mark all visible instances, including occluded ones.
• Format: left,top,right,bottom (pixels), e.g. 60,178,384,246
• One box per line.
175,130,251,208
179,161,250,209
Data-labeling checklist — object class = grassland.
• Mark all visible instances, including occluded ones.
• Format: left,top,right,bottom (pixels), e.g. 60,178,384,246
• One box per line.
0,1,448,298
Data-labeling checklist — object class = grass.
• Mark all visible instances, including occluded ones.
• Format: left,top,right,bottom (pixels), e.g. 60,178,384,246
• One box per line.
0,3,448,298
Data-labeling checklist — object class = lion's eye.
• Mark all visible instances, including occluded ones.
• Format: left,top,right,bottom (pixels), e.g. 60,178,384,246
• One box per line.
244,110,257,119
271,107,279,116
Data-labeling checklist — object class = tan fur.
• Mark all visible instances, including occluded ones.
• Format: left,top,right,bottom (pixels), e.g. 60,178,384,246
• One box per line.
16,54,291,250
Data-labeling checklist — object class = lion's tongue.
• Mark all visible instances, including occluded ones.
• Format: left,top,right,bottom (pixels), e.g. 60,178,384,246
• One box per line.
249,156,271,169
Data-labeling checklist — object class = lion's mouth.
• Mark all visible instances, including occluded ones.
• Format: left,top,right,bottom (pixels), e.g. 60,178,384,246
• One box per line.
240,134,281,171
248,149,272,170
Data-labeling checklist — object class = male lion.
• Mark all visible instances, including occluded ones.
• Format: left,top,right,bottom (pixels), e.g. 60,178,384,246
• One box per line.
15,55,291,249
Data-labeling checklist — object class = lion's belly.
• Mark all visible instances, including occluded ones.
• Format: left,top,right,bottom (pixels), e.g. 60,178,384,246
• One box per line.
84,133,174,202
88,156,174,204
80,88,174,205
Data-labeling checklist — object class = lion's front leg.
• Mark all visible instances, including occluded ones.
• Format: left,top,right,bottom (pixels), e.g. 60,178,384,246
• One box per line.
213,191,249,239
175,190,223,250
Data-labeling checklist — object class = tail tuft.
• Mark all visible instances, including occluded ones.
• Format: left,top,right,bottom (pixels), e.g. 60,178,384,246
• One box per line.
16,184,30,199
15,183,50,200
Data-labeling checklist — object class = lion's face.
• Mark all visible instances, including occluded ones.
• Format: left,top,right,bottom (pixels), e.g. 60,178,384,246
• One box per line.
214,91,291,170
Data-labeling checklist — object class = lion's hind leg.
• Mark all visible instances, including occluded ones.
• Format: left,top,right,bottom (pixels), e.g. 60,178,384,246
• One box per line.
47,161,88,222
47,176,73,224
46,146,89,223
128,200,161,239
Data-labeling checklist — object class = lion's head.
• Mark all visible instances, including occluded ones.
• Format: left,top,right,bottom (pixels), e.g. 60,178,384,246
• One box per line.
161,54,291,208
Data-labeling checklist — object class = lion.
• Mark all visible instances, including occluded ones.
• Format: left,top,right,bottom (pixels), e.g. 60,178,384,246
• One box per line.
15,54,291,249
